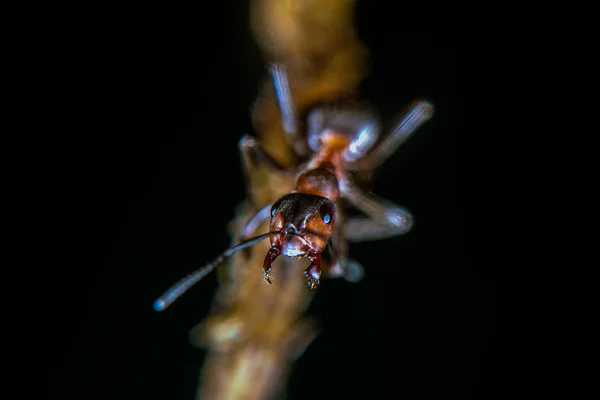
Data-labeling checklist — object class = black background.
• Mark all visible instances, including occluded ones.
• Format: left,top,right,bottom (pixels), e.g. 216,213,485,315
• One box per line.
42,1,500,399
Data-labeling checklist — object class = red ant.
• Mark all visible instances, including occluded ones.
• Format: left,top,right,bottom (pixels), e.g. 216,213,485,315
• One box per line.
154,65,434,311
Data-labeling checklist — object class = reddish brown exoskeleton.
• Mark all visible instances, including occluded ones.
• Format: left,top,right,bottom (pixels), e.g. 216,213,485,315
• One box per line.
262,192,336,288
153,65,434,311
256,65,434,290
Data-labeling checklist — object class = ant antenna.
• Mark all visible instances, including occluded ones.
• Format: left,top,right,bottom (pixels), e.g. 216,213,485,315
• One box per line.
153,231,275,312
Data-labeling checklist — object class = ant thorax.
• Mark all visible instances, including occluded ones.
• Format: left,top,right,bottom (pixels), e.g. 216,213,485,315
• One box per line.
306,101,381,164
296,102,381,201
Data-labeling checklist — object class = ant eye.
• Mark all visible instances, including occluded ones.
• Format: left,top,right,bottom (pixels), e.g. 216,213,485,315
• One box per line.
320,204,332,224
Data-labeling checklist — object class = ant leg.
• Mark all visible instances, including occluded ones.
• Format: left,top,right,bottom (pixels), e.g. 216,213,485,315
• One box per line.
326,242,365,283
270,64,297,137
239,134,287,175
239,203,271,239
238,135,290,236
326,215,364,282
270,64,308,156
343,258,366,282
346,99,434,171
340,178,414,242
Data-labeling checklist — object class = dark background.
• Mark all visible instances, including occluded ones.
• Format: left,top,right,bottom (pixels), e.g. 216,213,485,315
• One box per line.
42,1,499,399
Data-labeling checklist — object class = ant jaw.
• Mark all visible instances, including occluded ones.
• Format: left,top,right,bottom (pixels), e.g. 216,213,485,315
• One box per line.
304,250,322,289
262,269,273,284
262,243,323,289
303,268,320,289
262,247,280,284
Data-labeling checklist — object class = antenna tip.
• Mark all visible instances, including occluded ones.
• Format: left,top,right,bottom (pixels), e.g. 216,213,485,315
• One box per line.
153,299,166,312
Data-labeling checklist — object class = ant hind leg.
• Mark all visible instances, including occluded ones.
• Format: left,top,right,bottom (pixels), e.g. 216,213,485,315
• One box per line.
341,178,414,242
346,99,434,171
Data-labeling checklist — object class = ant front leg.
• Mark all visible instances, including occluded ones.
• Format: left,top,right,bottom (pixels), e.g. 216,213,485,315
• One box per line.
325,213,365,282
270,64,309,156
239,203,272,240
270,64,297,137
340,178,414,242
239,135,287,176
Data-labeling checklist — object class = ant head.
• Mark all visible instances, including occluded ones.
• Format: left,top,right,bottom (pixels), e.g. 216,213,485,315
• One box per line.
269,193,336,258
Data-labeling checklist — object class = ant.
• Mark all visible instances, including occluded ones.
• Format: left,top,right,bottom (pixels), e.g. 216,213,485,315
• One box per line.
154,65,434,311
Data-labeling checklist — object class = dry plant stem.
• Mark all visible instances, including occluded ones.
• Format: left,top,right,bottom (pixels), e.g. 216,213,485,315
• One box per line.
195,1,368,399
